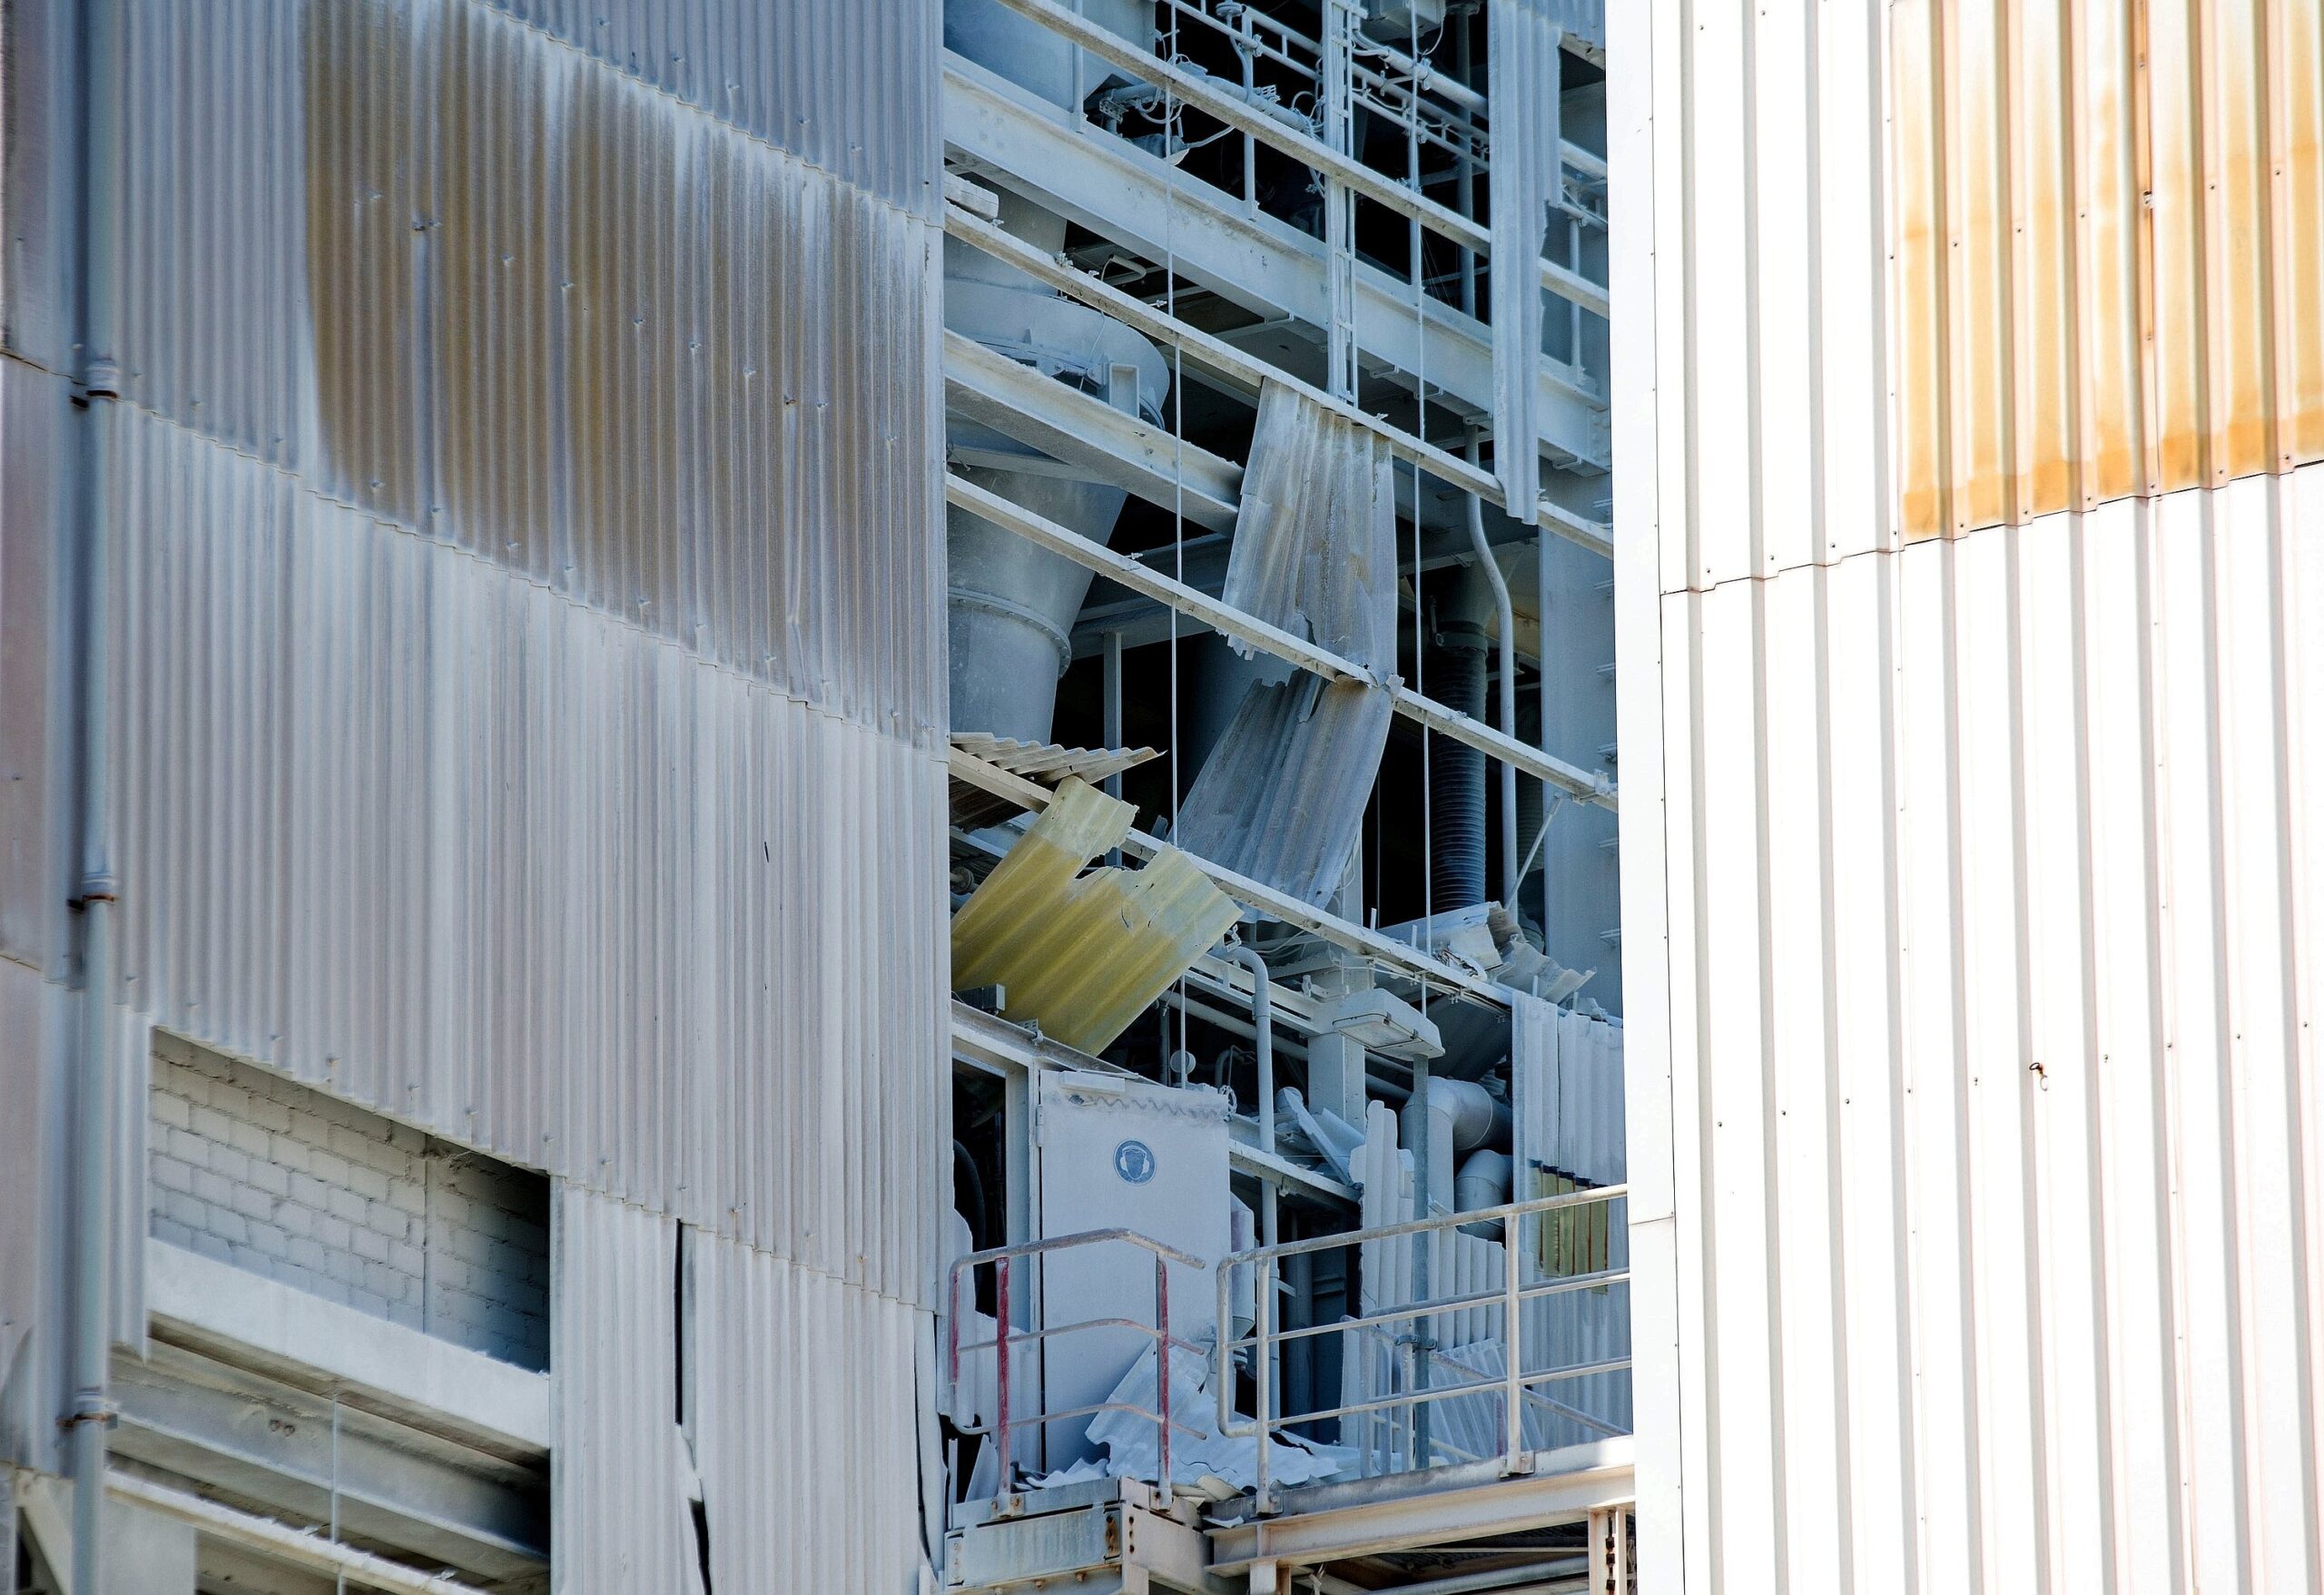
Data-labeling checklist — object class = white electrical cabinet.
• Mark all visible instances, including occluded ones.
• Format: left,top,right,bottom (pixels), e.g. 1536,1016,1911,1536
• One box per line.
1034,1071,1232,1467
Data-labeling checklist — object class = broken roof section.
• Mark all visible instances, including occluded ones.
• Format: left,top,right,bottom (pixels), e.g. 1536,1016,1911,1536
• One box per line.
948,733,1158,831
1222,382,1401,674
951,779,1239,1054
1172,675,1393,908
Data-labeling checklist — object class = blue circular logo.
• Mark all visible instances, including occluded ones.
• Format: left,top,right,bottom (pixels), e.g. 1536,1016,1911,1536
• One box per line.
1113,1139,1157,1185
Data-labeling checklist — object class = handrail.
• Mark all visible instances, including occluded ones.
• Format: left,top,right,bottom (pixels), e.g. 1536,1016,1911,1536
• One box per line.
945,1227,1208,1503
1214,1186,1630,1513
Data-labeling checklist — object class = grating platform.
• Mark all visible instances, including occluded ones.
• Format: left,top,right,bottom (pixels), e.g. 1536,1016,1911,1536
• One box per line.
946,1441,1633,1595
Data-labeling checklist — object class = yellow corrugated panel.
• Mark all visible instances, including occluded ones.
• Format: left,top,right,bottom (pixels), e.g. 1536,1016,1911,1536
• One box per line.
1894,0,2324,537
950,779,1241,1055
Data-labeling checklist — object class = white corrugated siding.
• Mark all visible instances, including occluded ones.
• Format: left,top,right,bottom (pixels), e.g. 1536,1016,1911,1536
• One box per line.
1615,1,2324,1588
552,1186,694,1592
1641,469,2323,1594
691,1225,933,1591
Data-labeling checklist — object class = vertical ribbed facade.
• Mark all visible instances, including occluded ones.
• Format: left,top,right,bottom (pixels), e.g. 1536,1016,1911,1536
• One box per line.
1616,0,2323,1590
1893,0,2324,537
1,0,944,1584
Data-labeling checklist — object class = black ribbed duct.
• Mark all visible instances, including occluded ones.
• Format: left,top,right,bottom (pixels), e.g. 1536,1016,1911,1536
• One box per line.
1427,638,1489,910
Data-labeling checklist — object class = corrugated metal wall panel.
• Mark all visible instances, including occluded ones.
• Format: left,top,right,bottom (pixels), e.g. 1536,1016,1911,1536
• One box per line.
1636,469,2323,1592
551,1186,694,1592
1172,675,1393,909
1623,0,2324,1582
691,1226,931,1593
478,0,940,218
1486,0,1561,527
0,959,70,1476
1892,0,2324,538
103,0,944,739
104,405,950,1307
0,360,74,979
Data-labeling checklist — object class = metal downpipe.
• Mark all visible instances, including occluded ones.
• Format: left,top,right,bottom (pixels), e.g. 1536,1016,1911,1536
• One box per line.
1228,944,1279,1423
70,0,125,1585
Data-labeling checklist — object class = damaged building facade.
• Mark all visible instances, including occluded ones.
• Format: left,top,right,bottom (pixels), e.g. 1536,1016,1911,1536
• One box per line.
3,0,2319,1592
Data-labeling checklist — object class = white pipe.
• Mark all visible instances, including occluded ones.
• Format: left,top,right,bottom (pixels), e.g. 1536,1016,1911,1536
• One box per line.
1227,944,1279,1421
1464,433,1521,907
104,1471,485,1594
1228,947,1276,1159
70,1,126,1589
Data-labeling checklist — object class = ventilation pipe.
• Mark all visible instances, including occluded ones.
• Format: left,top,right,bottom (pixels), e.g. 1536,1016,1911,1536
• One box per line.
1455,1147,1514,1240
941,206,1167,743
1425,564,1496,909
943,2,1169,743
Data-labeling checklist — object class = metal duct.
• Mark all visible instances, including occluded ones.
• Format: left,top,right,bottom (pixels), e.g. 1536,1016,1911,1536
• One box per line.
1427,638,1489,908
947,468,1132,743
944,0,1152,112
942,197,1168,742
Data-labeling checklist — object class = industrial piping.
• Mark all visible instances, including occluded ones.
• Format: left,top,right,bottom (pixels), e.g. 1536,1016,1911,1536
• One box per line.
1466,433,1521,910
69,0,125,1585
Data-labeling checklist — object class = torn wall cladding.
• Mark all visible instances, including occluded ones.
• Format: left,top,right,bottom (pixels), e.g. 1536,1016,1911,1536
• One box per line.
1222,382,1400,674
952,779,1240,1055
1193,382,1403,906
1893,0,2324,537
553,1185,936,1591
1173,675,1394,910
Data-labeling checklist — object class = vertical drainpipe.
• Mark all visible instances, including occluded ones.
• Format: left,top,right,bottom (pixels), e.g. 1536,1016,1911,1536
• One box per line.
1227,946,1277,1425
69,0,125,1584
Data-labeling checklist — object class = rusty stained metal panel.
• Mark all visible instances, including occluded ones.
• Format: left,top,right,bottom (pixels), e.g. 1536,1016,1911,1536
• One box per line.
479,0,941,219
104,407,950,1307
1893,0,2324,538
950,779,1240,1055
97,0,944,740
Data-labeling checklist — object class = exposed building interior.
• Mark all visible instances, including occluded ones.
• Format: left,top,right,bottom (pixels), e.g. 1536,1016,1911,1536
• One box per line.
933,0,1633,1587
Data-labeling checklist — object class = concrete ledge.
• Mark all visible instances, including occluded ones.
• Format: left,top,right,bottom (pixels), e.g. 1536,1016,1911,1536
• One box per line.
144,1238,551,1451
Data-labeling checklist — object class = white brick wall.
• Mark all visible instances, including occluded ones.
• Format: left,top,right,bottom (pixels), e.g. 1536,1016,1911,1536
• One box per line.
148,1037,550,1370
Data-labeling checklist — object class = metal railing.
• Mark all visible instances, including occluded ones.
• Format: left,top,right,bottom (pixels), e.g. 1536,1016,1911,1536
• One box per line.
945,1228,1211,1502
1214,1185,1630,1513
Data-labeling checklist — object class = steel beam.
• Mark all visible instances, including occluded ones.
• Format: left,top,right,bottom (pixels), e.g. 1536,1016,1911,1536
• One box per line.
1206,1442,1634,1571
946,473,1617,810
106,1472,487,1595
942,57,1610,469
942,203,1613,557
976,0,1610,322
106,1344,546,1582
945,330,1243,531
